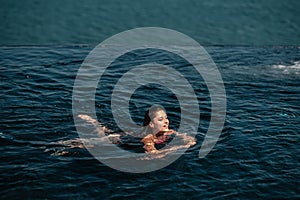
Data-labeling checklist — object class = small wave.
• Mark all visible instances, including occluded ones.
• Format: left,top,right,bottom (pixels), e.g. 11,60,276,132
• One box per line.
0,132,14,140
277,108,300,119
272,61,300,74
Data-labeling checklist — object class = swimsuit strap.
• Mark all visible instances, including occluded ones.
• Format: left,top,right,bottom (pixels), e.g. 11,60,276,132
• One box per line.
156,139,165,144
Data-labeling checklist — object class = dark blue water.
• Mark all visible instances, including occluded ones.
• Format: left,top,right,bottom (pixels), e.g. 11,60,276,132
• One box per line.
1,45,300,199
1,0,300,45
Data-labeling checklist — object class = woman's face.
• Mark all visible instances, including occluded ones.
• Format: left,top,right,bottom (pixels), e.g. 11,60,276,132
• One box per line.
149,110,169,134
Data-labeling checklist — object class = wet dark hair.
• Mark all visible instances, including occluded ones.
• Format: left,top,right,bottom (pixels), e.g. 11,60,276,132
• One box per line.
142,109,151,127
142,104,166,127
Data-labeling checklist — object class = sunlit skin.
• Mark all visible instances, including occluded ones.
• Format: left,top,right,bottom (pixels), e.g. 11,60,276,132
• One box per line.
77,108,196,155
142,109,196,154
148,110,170,134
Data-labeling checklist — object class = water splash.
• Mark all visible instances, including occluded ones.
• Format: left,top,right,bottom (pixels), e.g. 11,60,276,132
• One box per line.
272,61,300,75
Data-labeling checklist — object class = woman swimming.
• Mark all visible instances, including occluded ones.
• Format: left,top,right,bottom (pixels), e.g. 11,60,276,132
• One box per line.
140,104,196,154
77,104,196,155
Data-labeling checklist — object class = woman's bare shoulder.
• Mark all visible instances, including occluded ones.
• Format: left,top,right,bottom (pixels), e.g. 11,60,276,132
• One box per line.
141,134,154,143
144,134,154,138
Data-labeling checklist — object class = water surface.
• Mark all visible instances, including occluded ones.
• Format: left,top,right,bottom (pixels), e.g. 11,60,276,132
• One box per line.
1,45,299,199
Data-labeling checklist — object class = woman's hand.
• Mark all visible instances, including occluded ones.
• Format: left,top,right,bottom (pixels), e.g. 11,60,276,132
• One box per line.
179,133,196,146
187,137,196,146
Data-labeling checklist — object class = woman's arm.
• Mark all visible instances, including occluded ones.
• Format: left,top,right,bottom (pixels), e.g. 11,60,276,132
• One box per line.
139,132,197,160
172,131,196,146
77,114,121,146
179,133,197,146
141,135,157,153
141,132,196,156
78,114,114,135
139,142,194,160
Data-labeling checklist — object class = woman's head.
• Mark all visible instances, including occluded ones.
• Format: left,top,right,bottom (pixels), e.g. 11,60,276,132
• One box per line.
143,104,169,134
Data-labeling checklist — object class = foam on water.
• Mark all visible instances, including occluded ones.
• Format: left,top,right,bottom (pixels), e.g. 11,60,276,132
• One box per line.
272,61,300,74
